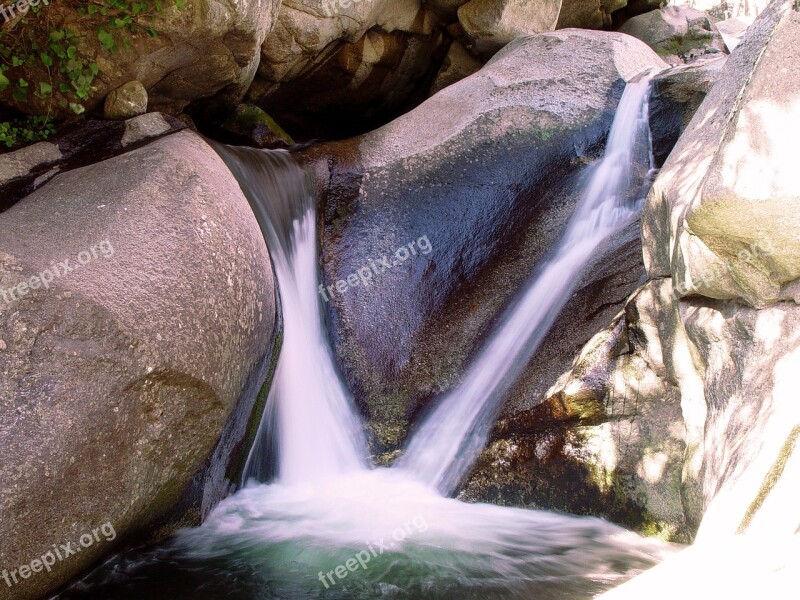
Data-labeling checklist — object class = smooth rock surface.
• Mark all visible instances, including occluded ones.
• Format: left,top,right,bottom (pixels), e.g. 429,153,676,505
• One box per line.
0,131,276,600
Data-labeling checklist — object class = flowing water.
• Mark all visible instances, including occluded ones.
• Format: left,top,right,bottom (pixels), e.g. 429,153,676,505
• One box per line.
58,75,670,600
398,74,656,494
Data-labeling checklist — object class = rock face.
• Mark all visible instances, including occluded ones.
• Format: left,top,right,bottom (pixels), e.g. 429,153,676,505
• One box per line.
527,0,800,549
619,6,726,62
644,0,800,307
0,131,277,600
248,0,444,138
643,0,800,537
0,0,280,119
299,30,666,455
457,0,563,55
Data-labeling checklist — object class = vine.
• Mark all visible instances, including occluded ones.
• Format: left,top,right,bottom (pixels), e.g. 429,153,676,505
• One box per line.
0,0,184,149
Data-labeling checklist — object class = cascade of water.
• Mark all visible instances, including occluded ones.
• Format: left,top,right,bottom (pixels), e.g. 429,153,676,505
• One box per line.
213,145,368,485
57,78,673,600
397,74,656,494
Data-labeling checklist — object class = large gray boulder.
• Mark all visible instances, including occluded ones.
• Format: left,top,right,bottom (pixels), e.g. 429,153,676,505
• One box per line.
0,131,276,600
298,29,666,454
525,0,800,558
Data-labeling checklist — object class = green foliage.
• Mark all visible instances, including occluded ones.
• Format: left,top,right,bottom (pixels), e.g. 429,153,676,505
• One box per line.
0,115,57,148
0,0,185,148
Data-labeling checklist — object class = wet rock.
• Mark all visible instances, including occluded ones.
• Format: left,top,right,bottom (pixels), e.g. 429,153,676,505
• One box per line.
648,55,726,165
300,29,666,454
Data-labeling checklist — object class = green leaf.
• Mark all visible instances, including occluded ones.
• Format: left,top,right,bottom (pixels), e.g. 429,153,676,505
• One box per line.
67,46,77,59
0,72,9,91
11,56,25,67
40,53,54,67
97,28,115,52
39,82,52,95
49,31,66,42
18,78,28,88
69,102,85,115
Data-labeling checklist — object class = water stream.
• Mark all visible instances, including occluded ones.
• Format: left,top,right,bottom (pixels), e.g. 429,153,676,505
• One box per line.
59,74,670,600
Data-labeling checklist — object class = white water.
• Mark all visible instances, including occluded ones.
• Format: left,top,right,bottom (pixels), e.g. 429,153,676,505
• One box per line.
214,148,367,485
160,77,669,600
398,74,656,494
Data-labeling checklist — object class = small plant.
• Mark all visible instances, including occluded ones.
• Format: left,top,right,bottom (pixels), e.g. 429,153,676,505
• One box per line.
0,114,57,147
1,0,185,148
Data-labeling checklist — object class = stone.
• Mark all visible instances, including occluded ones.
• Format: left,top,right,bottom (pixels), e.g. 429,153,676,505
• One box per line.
249,0,443,138
557,0,629,29
458,0,562,55
427,0,471,21
0,142,62,186
0,131,276,600
643,0,800,307
648,54,726,165
428,41,484,95
715,16,751,50
120,113,173,147
104,81,149,120
618,5,726,62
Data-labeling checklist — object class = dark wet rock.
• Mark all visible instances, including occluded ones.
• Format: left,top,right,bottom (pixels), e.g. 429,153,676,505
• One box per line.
298,30,666,454
648,55,726,165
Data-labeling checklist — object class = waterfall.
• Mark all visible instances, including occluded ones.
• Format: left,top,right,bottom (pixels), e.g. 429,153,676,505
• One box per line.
58,75,674,600
212,145,367,485
398,74,656,494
